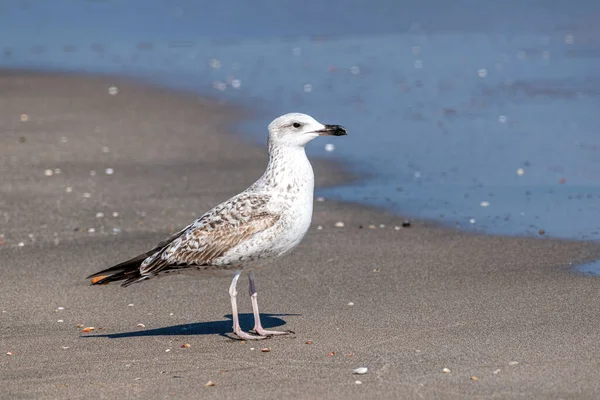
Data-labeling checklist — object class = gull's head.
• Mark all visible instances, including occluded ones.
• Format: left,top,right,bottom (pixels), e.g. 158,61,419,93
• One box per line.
267,113,347,149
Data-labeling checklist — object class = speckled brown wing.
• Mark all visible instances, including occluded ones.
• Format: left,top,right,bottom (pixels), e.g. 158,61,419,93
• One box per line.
138,193,280,276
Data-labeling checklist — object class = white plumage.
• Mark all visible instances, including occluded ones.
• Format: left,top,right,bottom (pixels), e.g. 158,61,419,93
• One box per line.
87,113,347,339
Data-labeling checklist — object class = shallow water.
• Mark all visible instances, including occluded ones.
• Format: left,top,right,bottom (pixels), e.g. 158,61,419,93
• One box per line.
575,260,600,276
1,0,600,242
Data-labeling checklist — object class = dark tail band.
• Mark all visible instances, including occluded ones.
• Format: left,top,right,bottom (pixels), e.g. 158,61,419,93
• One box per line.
86,253,148,287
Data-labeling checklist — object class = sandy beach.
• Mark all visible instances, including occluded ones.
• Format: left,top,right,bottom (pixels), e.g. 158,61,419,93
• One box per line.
1,70,600,399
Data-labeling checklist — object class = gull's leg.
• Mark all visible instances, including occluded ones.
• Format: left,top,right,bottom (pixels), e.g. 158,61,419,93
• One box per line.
229,270,266,340
249,271,291,336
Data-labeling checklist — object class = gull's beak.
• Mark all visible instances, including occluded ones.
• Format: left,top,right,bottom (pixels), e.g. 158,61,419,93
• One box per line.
315,124,347,136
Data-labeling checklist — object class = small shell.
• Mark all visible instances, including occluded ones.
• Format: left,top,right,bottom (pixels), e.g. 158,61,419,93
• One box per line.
353,367,368,375
91,276,107,284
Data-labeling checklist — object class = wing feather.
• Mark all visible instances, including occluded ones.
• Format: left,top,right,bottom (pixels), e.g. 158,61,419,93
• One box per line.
139,194,279,276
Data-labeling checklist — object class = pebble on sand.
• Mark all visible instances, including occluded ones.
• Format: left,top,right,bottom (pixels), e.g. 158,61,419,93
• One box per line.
353,367,368,375
334,221,345,228
205,380,216,387
442,367,451,373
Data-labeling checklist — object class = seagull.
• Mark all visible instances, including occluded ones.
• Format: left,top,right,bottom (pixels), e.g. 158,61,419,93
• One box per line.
86,113,347,340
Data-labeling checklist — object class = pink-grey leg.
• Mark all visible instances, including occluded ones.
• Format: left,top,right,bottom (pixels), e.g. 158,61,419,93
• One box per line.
249,271,291,336
229,270,266,340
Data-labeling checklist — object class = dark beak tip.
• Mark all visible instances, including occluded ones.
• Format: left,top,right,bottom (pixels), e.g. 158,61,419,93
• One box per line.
321,124,348,136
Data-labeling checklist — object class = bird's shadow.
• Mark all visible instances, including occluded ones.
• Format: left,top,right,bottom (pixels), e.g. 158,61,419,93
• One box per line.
84,313,299,339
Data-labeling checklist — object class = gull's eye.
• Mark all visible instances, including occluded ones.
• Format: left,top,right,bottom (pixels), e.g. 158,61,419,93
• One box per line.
292,122,301,128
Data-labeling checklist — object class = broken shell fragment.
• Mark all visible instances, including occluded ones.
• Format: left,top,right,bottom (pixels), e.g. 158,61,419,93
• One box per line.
353,367,368,375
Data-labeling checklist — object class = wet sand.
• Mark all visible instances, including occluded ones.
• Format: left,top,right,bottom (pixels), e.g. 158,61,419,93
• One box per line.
1,70,600,399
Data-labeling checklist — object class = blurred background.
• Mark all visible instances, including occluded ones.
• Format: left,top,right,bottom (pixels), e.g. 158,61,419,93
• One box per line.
1,0,599,240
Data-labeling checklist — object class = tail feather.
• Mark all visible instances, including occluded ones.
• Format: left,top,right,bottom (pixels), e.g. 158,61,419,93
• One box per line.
87,253,149,286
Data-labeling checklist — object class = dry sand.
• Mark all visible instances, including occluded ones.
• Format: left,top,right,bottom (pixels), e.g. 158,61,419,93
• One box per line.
1,70,600,399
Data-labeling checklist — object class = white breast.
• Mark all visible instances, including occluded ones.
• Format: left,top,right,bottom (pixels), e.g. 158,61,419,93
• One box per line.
218,145,315,266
